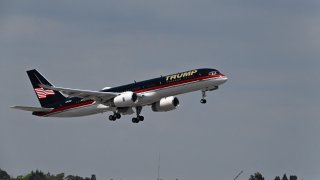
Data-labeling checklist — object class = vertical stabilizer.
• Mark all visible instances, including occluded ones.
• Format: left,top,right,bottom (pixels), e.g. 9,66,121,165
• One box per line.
27,69,66,108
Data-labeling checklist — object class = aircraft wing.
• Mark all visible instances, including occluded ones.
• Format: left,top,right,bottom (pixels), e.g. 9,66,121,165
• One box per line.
11,106,53,112
40,84,119,103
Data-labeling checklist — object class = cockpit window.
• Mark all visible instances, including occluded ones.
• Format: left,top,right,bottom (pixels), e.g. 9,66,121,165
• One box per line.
208,70,221,76
208,71,217,76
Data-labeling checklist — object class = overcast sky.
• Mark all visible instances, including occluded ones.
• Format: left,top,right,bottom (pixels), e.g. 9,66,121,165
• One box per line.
1,1,320,180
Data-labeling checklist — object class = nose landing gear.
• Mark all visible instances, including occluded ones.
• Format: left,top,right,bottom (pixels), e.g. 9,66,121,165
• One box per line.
200,90,207,104
200,99,207,104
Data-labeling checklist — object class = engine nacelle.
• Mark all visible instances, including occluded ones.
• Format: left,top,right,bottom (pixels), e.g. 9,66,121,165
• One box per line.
151,96,179,112
114,91,138,107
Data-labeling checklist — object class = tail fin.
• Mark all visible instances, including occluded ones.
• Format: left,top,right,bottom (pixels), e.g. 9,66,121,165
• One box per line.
27,69,66,108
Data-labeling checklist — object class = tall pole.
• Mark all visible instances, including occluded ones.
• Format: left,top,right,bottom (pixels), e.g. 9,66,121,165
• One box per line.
233,171,243,180
157,153,160,180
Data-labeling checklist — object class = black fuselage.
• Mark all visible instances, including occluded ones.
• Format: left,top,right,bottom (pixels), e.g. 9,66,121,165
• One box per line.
35,68,221,112
104,68,220,93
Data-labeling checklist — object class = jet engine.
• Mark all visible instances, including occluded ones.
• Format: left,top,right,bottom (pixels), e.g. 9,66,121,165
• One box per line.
114,91,138,107
151,96,179,112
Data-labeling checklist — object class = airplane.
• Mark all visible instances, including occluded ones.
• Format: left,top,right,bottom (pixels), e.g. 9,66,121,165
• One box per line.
11,68,228,123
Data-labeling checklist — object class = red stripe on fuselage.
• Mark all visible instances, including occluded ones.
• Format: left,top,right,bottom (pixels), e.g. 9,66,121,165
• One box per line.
35,100,95,116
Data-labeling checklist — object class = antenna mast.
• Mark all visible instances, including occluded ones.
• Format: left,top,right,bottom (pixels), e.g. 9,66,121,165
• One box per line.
233,171,243,180
157,153,160,180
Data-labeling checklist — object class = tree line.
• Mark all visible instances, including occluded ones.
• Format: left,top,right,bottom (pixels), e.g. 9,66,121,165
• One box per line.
1,168,299,180
0,169,96,180
249,172,298,180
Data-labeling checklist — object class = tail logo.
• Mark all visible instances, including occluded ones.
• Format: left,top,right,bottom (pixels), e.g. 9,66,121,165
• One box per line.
34,88,55,99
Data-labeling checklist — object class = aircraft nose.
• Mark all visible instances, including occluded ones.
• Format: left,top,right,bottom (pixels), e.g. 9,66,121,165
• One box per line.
219,74,228,84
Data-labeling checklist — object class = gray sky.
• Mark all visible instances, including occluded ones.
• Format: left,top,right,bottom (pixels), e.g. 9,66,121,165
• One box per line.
1,1,319,180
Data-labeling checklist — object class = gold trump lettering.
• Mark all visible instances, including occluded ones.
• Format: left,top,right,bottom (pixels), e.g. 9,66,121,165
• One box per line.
166,70,198,81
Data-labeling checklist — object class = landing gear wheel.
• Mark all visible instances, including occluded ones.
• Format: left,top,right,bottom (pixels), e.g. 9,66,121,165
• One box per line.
115,113,121,119
109,115,116,121
200,99,207,104
200,90,207,104
137,116,144,121
132,117,139,123
133,106,144,123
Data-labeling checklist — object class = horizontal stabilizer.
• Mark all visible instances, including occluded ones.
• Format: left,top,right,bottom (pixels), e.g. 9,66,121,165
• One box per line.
10,106,53,112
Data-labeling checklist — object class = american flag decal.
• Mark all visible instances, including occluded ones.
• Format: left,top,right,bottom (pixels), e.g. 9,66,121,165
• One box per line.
34,88,55,99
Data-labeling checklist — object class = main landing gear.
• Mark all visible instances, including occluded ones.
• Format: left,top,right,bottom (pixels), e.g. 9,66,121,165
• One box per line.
200,90,207,104
108,107,145,123
109,112,121,121
132,106,144,123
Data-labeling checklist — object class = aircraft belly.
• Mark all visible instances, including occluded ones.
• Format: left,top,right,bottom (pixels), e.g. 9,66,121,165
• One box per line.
137,78,218,105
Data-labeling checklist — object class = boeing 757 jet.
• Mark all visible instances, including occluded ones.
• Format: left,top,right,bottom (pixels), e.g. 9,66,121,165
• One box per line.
11,68,228,123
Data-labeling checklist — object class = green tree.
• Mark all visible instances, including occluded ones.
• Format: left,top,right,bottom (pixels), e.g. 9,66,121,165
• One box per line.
56,173,65,180
282,174,288,180
65,175,90,180
90,174,96,180
274,176,281,180
249,172,264,180
0,168,10,179
289,175,297,180
29,170,46,180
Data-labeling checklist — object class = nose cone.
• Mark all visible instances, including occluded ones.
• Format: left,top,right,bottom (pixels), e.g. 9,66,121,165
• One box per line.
218,74,228,84
222,76,228,83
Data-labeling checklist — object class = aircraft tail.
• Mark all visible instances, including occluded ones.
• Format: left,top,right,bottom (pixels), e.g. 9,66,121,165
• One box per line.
27,69,66,108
